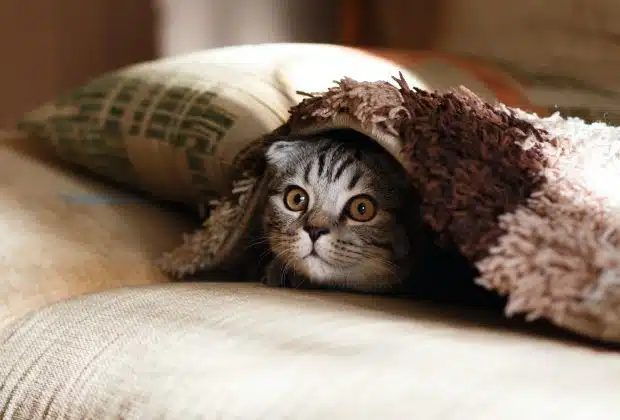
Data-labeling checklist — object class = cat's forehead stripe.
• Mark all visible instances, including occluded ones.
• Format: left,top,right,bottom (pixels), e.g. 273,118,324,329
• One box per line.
348,171,362,190
317,153,326,177
318,142,334,155
303,161,312,184
333,156,355,182
324,146,345,180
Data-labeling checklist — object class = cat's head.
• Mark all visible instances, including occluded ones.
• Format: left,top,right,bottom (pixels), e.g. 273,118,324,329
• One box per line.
263,130,421,292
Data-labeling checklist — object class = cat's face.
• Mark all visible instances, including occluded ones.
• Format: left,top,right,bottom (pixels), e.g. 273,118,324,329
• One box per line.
263,133,418,292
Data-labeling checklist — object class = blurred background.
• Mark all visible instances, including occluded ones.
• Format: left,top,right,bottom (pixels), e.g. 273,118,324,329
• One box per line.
2,0,620,128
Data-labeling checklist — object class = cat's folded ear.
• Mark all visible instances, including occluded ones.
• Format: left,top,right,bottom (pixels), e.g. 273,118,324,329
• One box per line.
265,140,303,168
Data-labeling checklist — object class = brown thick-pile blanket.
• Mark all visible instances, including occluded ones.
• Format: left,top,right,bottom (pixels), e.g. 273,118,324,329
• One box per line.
157,74,620,344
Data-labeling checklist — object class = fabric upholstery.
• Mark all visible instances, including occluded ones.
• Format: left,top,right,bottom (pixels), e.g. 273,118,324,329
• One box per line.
0,132,190,329
0,282,618,419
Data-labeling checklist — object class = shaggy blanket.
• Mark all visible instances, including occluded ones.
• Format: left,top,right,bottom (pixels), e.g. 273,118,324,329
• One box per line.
158,74,620,344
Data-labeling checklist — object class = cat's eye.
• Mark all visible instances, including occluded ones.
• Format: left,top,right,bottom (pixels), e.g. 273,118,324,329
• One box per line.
347,195,377,222
283,186,309,212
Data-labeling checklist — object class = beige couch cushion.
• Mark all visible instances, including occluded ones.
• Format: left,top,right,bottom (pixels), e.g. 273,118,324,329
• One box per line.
0,133,192,328
0,282,618,419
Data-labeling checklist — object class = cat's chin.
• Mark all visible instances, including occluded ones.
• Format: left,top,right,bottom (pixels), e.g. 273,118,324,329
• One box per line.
299,255,385,287
299,254,338,282
296,256,403,293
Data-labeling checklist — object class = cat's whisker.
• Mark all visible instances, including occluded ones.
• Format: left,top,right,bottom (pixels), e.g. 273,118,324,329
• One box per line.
373,257,403,282
329,253,353,263
273,248,295,268
333,244,367,258
266,247,295,287
245,234,289,270
293,275,307,289
331,248,377,264
327,250,357,264
280,259,293,287
244,236,270,251
256,248,277,267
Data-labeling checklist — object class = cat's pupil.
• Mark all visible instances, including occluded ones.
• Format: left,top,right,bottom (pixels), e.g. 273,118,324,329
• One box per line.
357,203,366,214
294,194,304,205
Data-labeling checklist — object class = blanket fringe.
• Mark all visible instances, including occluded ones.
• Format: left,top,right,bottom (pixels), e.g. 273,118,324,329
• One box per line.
157,173,258,278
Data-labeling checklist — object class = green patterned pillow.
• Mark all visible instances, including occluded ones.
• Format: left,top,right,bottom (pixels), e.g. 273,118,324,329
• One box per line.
18,54,290,206
18,43,422,209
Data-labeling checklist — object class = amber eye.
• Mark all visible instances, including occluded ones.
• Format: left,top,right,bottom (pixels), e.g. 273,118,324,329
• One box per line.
284,186,309,212
347,195,377,222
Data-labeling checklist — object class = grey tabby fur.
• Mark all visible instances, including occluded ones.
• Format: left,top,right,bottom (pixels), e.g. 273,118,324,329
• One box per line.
261,129,423,293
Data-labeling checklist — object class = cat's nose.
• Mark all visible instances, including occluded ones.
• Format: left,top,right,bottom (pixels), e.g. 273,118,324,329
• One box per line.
304,225,330,242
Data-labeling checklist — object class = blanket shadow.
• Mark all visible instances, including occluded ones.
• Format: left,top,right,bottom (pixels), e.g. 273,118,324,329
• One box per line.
304,287,620,353
283,280,618,352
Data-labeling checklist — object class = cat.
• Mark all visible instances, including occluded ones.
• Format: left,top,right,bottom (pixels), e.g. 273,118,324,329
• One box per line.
260,129,424,293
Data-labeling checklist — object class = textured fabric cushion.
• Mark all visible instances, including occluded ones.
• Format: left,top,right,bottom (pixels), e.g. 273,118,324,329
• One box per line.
16,44,415,208
0,282,618,419
0,132,191,329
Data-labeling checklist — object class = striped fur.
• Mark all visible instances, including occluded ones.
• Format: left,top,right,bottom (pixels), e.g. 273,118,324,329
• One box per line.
262,129,422,293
